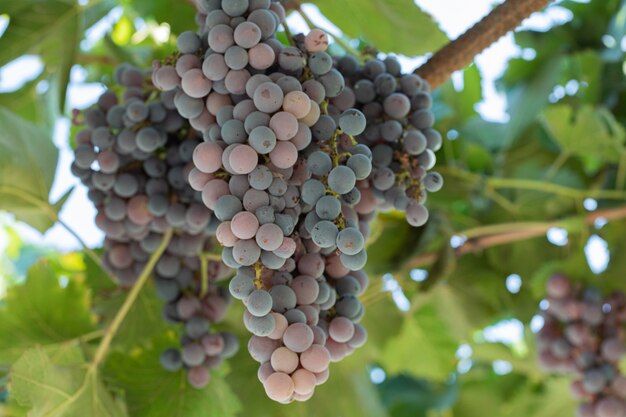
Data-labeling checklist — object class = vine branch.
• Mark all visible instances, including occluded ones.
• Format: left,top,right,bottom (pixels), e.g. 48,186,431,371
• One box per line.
415,0,553,88
406,205,626,270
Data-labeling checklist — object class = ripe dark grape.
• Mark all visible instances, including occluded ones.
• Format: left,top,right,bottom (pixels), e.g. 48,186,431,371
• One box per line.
537,274,626,413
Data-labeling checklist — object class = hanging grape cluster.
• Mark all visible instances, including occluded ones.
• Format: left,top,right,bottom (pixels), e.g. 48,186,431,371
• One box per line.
150,0,382,403
538,274,626,417
72,0,443,403
334,54,442,226
71,64,238,388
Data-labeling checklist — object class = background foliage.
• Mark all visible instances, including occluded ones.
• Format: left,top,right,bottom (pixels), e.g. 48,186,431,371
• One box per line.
1,0,626,416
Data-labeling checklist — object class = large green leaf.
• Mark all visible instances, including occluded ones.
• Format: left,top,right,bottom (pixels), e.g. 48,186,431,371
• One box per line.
377,374,458,417
541,104,626,174
124,0,197,35
94,283,173,351
380,304,458,381
311,0,447,55
0,107,60,232
0,262,96,363
104,334,241,417
10,346,127,417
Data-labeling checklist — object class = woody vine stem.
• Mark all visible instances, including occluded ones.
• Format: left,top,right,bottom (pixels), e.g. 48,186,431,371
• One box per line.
415,0,554,87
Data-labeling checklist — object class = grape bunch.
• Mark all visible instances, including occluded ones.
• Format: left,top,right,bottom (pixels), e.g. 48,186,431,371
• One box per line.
71,63,238,388
537,274,626,417
151,0,375,402
333,55,442,227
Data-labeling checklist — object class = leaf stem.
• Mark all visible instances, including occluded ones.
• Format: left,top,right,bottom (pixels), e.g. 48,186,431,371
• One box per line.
90,229,173,368
440,166,626,200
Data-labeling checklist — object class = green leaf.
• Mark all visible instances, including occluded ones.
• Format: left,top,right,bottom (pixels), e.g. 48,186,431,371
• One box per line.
125,0,197,35
0,261,95,363
0,77,55,129
0,107,59,232
366,213,440,276
506,56,564,145
104,334,241,417
0,0,83,111
380,304,458,381
542,104,626,174
377,374,458,417
470,342,543,380
93,283,173,350
311,0,447,55
10,346,127,417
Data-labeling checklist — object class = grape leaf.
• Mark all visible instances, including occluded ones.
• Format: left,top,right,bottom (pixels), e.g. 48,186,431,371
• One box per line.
0,261,96,364
311,0,447,56
380,303,458,381
93,283,173,351
124,0,197,35
104,334,241,417
541,104,626,174
10,346,127,417
0,107,61,232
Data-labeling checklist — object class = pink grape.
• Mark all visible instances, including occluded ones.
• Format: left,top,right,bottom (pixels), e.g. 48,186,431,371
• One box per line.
216,221,238,247
273,237,296,258
233,21,262,48
291,275,319,305
300,344,330,373
127,195,152,225
270,346,299,374
269,111,299,141
258,361,274,383
304,29,329,52
299,100,320,127
314,368,330,385
383,93,411,119
201,179,229,209
255,223,284,251
193,142,223,174
268,312,289,340
231,211,259,239
229,144,258,174
206,92,232,115
263,372,294,402
248,336,280,363
249,43,275,70
201,334,225,356
208,24,234,53
283,323,314,353
329,317,355,343
269,141,298,169
297,253,325,278
181,69,212,98
202,53,229,81
292,368,317,395
109,245,133,269
187,366,211,388
225,69,250,95
233,239,262,266
283,91,311,119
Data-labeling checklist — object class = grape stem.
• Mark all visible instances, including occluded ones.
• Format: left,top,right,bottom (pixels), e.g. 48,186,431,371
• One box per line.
414,0,554,88
90,229,173,368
